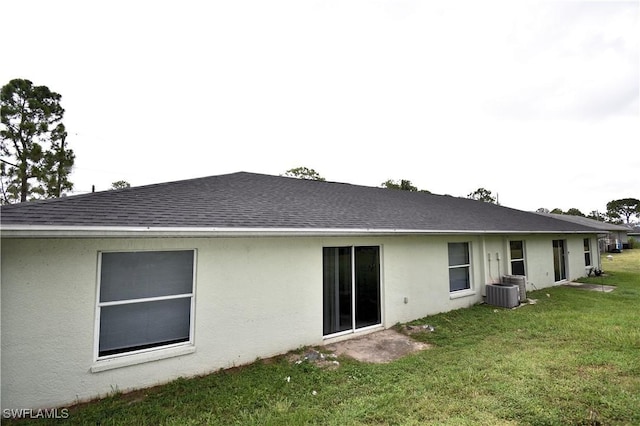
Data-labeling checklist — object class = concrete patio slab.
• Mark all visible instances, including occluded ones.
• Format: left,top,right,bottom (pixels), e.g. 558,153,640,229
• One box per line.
562,282,616,293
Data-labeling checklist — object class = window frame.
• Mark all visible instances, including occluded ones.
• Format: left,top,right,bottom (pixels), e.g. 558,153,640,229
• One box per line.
509,240,526,276
94,249,197,363
583,238,592,267
448,242,473,294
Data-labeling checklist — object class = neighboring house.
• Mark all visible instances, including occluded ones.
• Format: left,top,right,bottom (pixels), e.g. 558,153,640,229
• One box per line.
627,226,640,247
536,213,630,253
1,172,603,410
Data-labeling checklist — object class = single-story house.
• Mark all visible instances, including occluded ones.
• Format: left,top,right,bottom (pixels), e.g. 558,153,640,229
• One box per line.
536,212,630,253
1,172,604,410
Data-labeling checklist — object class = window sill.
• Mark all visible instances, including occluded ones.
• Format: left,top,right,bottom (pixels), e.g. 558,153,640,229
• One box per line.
91,345,195,373
449,289,476,300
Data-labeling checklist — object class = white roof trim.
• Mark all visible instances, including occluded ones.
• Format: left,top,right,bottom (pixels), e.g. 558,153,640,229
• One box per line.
0,225,599,238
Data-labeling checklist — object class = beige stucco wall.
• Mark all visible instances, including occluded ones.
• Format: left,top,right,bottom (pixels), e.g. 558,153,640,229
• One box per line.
523,235,599,290
0,232,597,409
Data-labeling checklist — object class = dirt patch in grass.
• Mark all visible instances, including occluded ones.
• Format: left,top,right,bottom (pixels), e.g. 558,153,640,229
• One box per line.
322,329,431,364
287,349,341,370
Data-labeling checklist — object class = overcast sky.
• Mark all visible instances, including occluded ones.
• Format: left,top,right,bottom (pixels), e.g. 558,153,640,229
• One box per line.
2,0,638,214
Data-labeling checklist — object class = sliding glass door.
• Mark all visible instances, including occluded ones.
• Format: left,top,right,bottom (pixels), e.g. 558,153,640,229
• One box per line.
323,247,352,335
323,246,381,336
552,239,567,282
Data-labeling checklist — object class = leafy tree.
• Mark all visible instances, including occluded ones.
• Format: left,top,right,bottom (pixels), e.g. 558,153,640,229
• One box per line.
587,210,605,222
381,179,418,191
467,187,497,204
606,198,640,224
110,180,131,190
381,179,430,193
0,159,18,202
565,208,585,217
283,167,325,181
41,123,74,198
0,78,72,203
550,208,564,214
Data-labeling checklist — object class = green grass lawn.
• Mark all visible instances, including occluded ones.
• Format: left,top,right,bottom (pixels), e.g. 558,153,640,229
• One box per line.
9,250,640,425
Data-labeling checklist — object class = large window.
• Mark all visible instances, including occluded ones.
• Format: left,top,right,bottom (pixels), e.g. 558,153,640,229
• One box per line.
323,246,381,336
584,238,592,266
448,242,471,292
97,250,195,358
509,240,526,276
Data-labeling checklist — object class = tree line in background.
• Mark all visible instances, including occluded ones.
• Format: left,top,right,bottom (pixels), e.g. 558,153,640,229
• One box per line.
536,199,640,225
283,167,640,225
1,78,637,226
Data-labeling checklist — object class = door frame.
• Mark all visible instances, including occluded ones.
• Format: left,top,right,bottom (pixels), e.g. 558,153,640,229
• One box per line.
322,245,383,338
552,239,567,282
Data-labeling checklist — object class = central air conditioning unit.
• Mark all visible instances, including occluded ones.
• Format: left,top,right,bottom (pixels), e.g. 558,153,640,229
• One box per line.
501,275,527,301
486,284,520,308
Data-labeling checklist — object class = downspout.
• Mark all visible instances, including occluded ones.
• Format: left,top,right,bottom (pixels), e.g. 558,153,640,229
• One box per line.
480,237,489,295
596,235,603,271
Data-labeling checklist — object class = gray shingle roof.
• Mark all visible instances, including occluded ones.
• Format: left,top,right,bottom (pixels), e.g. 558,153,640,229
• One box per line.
0,172,598,234
535,212,630,232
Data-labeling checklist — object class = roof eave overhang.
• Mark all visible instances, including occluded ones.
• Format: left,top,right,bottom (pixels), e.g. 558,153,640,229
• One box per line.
0,225,600,239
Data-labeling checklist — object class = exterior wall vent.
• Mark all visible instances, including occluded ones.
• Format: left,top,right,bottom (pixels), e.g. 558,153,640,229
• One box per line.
501,275,527,301
486,284,520,308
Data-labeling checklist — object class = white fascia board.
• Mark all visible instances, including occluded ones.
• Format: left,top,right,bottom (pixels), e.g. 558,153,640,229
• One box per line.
0,225,599,239
0,225,467,238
